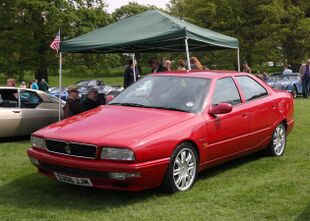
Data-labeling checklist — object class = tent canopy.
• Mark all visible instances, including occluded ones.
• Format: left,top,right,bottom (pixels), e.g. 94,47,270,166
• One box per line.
60,10,239,53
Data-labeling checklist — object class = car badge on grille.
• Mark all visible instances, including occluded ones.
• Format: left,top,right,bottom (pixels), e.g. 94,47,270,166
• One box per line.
64,144,71,155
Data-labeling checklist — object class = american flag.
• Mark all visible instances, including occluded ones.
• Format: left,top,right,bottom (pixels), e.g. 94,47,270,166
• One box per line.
50,31,60,52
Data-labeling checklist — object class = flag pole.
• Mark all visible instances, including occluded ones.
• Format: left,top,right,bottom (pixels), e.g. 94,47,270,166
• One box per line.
58,30,62,122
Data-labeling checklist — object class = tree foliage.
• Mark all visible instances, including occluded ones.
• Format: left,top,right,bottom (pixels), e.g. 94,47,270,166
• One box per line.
168,0,310,71
0,0,116,81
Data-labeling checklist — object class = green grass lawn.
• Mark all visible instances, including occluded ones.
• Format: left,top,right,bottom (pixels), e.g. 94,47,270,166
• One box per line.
0,72,124,88
0,99,309,221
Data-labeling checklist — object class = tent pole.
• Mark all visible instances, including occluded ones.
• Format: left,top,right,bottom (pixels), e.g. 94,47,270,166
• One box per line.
237,48,240,72
58,52,62,122
132,53,136,82
185,38,191,71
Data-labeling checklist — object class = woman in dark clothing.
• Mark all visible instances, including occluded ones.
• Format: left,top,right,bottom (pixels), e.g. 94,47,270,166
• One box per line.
63,86,86,118
124,59,141,88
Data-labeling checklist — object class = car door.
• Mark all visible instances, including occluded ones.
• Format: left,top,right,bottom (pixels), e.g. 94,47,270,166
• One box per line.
19,89,47,134
0,89,23,137
235,76,279,148
206,77,250,161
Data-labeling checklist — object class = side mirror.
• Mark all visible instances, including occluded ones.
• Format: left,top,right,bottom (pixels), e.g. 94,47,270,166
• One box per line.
209,102,233,115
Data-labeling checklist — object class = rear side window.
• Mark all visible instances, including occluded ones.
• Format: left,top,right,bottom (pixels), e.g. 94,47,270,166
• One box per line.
212,77,241,106
236,76,268,101
20,90,42,108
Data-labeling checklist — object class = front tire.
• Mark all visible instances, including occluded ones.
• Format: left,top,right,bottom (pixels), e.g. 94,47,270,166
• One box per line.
162,143,198,193
269,123,286,157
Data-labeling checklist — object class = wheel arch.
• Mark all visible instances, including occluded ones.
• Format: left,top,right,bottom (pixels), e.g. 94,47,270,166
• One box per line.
175,140,200,164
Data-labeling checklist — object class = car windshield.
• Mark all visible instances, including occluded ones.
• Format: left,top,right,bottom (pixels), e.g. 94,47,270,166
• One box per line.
109,75,210,113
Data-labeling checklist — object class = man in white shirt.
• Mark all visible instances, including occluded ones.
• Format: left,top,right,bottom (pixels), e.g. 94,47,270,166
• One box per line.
283,64,293,75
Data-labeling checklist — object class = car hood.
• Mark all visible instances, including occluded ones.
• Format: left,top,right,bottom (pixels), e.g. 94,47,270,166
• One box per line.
35,105,195,147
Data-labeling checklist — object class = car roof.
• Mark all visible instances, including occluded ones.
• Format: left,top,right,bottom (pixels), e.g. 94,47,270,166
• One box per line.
151,70,249,79
0,87,46,94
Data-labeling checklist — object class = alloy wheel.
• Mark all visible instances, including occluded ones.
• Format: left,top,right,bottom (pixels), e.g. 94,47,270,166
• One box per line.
172,148,197,191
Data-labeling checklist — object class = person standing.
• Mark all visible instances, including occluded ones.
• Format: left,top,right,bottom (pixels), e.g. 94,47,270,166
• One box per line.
162,59,172,71
31,79,39,90
38,78,49,92
6,78,16,87
148,59,166,73
242,62,252,74
20,81,27,88
283,64,293,75
80,87,101,111
190,57,203,70
177,59,187,70
63,86,86,118
124,59,140,88
299,59,310,98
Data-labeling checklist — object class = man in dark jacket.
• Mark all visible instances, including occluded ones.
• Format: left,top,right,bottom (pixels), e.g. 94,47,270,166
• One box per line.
63,86,86,118
38,78,49,92
124,59,141,88
149,59,167,73
80,87,101,111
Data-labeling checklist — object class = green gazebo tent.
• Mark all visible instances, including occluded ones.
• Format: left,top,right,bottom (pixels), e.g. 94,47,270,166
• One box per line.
56,10,240,120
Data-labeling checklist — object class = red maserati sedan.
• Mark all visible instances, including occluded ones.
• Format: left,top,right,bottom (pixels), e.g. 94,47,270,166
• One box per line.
28,71,294,192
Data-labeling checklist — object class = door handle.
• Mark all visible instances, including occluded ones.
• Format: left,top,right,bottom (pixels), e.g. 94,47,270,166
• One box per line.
241,113,247,118
12,110,21,113
272,104,277,109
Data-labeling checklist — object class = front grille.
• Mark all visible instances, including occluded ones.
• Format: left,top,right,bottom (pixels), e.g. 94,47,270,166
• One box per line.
45,139,97,159
39,161,108,178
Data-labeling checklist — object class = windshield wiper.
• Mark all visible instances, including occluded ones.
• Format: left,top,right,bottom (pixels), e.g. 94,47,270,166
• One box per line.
149,106,191,113
109,102,147,107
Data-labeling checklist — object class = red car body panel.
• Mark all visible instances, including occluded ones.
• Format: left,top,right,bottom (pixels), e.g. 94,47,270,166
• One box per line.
27,71,294,191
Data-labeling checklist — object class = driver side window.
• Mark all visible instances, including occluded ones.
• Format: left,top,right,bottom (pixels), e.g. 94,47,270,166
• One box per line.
212,77,241,106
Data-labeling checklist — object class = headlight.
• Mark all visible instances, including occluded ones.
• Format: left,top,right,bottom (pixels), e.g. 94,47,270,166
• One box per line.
100,148,135,161
31,136,45,150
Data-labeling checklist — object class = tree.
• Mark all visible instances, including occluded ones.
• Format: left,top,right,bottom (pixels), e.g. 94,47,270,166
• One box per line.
112,2,158,21
168,0,310,71
0,0,115,81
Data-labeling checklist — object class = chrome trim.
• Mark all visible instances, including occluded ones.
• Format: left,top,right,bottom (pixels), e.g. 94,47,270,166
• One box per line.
44,138,98,159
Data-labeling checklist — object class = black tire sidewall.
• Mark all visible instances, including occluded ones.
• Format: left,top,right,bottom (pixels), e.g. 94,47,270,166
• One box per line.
162,142,198,193
270,123,286,157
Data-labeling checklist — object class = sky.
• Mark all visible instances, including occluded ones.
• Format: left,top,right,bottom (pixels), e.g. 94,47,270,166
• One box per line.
105,0,169,13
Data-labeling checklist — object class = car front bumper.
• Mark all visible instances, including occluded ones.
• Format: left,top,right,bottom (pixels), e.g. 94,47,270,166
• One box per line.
27,148,170,191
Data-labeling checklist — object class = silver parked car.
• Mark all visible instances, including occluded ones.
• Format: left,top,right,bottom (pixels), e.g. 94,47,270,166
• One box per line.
0,87,64,138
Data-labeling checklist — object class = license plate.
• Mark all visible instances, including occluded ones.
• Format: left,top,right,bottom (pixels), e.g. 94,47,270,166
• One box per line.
54,172,93,187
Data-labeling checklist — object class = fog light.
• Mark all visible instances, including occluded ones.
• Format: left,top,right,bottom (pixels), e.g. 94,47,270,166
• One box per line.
29,157,40,166
108,172,140,180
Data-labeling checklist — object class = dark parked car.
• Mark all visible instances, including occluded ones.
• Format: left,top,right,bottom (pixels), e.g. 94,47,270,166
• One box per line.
48,87,68,101
266,73,302,98
49,80,123,102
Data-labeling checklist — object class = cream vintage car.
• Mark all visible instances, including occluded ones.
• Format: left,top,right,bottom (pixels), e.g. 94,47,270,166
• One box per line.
0,87,64,138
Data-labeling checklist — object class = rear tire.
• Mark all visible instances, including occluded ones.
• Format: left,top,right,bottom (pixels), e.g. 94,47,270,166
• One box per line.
161,142,198,193
268,123,286,157
291,85,297,99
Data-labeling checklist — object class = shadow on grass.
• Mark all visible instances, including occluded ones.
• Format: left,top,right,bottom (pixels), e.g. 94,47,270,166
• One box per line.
296,203,310,221
198,150,267,180
0,150,269,211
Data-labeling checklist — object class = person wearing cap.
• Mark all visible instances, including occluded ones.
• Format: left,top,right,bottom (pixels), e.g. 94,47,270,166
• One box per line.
149,59,166,73
63,86,86,118
80,87,102,111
